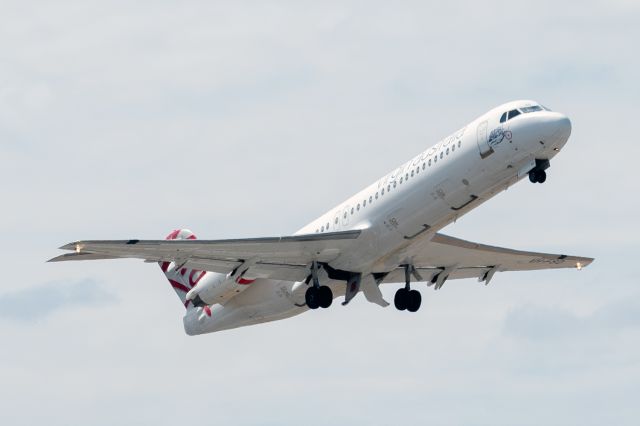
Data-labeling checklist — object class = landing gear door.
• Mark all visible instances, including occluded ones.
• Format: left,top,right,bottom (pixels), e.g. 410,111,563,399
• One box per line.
476,120,493,159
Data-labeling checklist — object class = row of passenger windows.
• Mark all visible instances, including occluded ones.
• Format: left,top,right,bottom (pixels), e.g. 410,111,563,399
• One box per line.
315,139,463,232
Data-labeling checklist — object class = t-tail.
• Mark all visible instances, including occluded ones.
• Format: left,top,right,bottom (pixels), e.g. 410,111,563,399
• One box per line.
159,229,207,309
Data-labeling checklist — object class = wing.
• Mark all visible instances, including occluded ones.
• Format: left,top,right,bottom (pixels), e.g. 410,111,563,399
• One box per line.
48,230,362,282
380,232,593,287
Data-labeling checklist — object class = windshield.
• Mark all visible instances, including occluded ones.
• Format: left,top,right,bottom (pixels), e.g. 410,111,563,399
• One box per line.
520,105,543,113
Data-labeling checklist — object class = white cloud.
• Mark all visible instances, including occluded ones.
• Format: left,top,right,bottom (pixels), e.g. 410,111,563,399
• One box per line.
0,279,117,323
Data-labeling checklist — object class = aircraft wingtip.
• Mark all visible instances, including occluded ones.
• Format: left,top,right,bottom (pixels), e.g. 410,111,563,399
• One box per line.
59,241,79,250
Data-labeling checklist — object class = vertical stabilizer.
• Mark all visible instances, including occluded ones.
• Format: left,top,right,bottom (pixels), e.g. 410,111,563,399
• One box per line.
159,229,207,309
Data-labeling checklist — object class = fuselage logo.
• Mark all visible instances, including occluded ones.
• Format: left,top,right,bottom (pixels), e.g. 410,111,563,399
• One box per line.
488,127,512,147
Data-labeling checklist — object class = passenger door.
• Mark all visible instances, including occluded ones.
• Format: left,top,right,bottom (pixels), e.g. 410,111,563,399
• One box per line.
476,120,494,159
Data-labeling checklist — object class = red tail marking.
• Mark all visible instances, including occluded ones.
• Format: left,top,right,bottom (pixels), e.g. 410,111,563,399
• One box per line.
204,306,212,317
189,270,206,288
166,229,181,240
236,277,255,285
169,279,190,293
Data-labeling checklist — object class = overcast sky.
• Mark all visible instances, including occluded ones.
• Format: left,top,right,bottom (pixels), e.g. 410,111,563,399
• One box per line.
1,1,639,425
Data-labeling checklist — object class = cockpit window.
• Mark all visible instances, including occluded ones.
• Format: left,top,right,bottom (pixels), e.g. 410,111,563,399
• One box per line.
520,105,543,113
507,109,521,120
500,112,507,123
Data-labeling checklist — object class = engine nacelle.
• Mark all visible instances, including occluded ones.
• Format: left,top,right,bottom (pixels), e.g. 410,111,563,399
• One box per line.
186,270,254,305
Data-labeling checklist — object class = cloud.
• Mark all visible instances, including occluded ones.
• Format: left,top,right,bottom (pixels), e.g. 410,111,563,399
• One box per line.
504,299,640,341
0,279,118,323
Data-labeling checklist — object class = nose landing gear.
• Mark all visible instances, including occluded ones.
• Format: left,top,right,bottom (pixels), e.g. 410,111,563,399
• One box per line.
529,159,550,184
529,168,546,183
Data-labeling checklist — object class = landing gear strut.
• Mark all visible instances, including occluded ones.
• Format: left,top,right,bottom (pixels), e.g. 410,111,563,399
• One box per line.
529,159,549,184
394,265,422,312
305,261,333,310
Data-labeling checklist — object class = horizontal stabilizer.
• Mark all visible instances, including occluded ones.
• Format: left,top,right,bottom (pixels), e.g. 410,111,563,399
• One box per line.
48,252,120,262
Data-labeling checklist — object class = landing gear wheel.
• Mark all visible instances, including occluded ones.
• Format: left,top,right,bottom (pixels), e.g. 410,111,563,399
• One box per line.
318,286,333,308
529,170,538,183
394,288,409,311
305,287,320,310
537,169,546,183
406,290,422,312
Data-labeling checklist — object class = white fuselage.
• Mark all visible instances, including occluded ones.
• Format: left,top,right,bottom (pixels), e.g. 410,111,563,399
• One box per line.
184,100,572,334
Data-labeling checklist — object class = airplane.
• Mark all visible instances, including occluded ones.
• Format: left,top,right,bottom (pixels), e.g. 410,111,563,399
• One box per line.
49,100,593,335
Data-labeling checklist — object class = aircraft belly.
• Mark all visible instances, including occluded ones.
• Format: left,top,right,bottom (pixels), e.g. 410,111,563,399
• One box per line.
184,279,307,334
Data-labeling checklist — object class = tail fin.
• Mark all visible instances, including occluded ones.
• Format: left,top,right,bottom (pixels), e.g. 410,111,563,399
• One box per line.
159,229,206,309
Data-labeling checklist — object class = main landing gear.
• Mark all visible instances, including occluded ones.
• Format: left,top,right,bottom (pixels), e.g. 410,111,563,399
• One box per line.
394,265,422,312
305,261,333,310
529,159,550,184
305,285,333,309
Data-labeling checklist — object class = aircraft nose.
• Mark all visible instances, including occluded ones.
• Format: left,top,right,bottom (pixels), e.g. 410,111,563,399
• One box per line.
545,112,572,141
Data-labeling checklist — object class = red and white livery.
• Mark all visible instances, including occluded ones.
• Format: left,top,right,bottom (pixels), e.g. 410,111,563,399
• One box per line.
50,100,593,335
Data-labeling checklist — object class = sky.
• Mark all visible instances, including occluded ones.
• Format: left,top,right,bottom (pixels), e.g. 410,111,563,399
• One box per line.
1,1,639,425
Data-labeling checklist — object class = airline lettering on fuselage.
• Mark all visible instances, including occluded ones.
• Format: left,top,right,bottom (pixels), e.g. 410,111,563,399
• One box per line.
375,127,467,190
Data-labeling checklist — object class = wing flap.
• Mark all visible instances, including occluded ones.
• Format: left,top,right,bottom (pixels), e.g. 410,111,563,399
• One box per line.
379,232,593,286
51,230,361,281
425,233,593,271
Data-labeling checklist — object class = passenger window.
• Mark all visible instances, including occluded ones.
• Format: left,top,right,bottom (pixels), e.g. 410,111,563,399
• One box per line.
508,109,521,120
428,159,432,166
393,182,397,188
335,217,339,224
422,163,426,170
363,200,366,207
382,188,385,195
411,170,414,177
405,173,409,180
357,203,360,211
326,222,329,229
387,184,391,191
375,192,378,199
343,212,347,219
434,155,437,163
440,152,443,159
400,177,403,184
452,144,455,152
369,196,373,203
446,148,449,155
321,226,324,232
458,140,462,148
351,208,354,215
500,112,507,123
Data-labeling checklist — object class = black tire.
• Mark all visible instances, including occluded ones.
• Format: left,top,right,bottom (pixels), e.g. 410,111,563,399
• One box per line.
407,290,422,312
529,170,538,183
394,288,408,311
305,287,320,309
318,286,333,308
537,169,547,183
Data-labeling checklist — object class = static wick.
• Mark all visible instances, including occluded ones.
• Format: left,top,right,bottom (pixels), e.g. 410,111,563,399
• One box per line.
576,262,582,271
